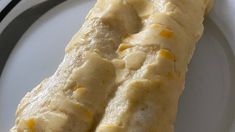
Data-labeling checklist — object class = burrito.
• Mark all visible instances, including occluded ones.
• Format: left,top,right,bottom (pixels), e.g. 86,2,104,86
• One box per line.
11,0,213,131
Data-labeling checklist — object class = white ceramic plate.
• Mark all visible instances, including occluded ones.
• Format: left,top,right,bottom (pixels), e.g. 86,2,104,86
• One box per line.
0,0,235,131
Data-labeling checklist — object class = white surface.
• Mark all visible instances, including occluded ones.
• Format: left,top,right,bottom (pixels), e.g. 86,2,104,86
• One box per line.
210,0,235,54
0,0,235,132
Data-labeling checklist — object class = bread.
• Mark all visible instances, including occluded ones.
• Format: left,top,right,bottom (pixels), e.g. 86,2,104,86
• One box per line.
11,0,213,131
